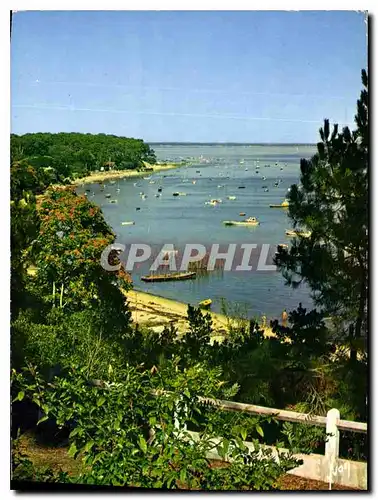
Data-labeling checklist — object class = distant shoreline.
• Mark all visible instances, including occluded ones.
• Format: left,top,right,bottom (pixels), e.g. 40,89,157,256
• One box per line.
68,162,183,186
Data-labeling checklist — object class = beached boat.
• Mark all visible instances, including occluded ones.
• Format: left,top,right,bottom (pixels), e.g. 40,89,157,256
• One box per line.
121,221,135,226
199,299,212,309
285,229,311,238
141,272,196,283
270,199,289,208
223,217,260,227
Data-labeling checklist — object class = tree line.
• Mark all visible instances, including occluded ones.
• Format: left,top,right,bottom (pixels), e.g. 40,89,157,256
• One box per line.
11,132,157,197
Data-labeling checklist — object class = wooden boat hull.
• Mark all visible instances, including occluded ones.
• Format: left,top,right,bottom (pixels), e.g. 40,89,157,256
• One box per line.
269,204,289,208
141,272,196,283
223,221,260,226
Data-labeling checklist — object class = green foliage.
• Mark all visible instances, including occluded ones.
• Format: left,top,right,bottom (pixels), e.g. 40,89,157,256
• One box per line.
11,132,157,193
280,422,327,455
12,361,299,489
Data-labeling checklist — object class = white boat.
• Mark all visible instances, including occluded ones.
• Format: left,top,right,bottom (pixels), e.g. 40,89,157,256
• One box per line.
121,221,135,226
227,196,236,200
285,229,311,238
270,199,289,208
223,217,260,226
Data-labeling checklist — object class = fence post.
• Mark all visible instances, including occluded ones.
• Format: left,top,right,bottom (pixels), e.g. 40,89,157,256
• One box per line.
325,408,340,489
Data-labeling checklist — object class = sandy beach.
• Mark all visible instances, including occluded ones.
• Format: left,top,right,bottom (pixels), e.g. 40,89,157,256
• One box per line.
123,289,275,341
70,162,181,186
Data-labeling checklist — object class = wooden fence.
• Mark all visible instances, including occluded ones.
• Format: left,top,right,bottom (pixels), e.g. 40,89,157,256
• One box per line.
174,396,367,490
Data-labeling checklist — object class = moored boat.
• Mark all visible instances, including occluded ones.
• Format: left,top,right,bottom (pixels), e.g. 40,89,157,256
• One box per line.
270,199,289,208
141,272,196,283
285,229,311,238
121,221,135,226
223,217,260,226
199,299,212,309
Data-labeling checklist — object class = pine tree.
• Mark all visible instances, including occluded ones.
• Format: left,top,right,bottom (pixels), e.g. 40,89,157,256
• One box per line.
275,70,368,360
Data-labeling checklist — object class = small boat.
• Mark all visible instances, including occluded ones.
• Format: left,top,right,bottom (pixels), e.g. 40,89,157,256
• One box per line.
227,196,236,200
149,180,156,184
196,170,201,173
109,180,116,185
238,186,246,189
155,194,161,197
199,299,212,309
121,221,135,226
105,193,111,198
192,180,196,184
158,187,162,192
173,192,179,197
116,188,121,193
245,168,249,171
143,176,151,180
223,217,260,227
85,189,91,193
141,194,147,200
285,229,311,238
110,199,118,204
141,272,196,283
217,185,224,188
262,176,266,180
270,199,289,208
264,188,269,192
136,207,141,211
239,212,246,216
173,192,187,197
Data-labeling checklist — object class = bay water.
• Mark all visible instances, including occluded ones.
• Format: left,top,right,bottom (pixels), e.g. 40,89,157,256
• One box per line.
77,144,317,321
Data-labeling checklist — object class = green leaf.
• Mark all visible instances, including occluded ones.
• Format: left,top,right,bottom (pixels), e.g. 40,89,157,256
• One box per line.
84,440,94,453
241,428,247,441
183,389,190,399
97,396,105,407
180,469,187,484
37,414,49,425
69,427,80,438
68,442,78,458
139,436,147,453
14,391,24,402
256,424,264,437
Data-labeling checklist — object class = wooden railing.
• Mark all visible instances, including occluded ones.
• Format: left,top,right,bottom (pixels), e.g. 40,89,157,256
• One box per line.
175,396,368,489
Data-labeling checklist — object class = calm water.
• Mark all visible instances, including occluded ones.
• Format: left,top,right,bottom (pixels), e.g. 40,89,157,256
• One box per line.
78,144,317,320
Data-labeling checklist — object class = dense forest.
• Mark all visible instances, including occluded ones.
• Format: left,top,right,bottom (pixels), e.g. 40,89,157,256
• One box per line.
11,71,368,490
11,132,157,196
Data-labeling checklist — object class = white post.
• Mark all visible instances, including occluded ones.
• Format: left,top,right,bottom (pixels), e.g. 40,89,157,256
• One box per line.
325,408,340,490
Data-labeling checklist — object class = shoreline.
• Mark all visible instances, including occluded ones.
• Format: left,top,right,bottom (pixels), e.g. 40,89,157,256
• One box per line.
123,288,275,340
69,162,183,186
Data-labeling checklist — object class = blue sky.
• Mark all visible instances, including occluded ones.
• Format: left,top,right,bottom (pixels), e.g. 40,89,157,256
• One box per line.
11,10,367,143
